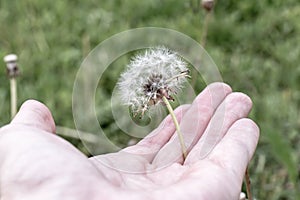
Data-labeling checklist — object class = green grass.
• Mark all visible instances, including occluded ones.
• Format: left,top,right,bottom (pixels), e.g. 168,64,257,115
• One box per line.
1,0,299,199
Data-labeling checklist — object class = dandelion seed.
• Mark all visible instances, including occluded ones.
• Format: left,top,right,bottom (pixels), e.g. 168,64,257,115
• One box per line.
118,46,189,116
117,46,189,159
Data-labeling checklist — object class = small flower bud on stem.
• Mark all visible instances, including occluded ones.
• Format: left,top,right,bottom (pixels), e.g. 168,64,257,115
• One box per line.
3,54,19,119
201,0,214,12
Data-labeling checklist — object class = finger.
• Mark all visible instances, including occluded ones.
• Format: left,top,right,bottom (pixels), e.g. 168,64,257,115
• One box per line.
120,104,190,162
206,118,259,183
11,99,56,133
152,82,232,166
185,92,253,164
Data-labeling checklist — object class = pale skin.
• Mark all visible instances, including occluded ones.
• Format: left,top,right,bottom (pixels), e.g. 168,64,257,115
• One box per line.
0,83,259,200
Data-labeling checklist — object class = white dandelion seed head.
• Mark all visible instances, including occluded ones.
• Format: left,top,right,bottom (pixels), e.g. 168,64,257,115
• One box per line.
118,46,189,114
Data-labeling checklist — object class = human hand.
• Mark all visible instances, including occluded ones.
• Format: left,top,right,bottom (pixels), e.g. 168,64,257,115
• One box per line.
0,82,259,200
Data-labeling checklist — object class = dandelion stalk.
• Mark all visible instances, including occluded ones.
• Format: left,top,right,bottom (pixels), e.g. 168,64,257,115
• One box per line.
200,10,212,48
10,78,17,118
200,2,253,197
191,0,214,91
245,167,253,200
162,96,187,159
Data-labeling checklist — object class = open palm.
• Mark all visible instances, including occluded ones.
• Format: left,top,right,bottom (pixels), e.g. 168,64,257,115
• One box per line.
0,83,259,200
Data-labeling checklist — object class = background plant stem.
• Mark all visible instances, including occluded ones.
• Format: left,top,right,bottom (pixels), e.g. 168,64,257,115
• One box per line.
245,167,252,200
200,11,212,48
190,10,212,91
10,78,17,119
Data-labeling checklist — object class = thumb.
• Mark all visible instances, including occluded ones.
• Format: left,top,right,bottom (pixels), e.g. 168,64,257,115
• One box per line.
11,99,56,133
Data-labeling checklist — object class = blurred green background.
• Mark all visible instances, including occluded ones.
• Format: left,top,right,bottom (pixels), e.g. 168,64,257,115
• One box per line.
0,0,299,199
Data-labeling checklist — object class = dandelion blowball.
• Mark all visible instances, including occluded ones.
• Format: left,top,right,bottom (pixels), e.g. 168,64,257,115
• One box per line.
118,46,189,116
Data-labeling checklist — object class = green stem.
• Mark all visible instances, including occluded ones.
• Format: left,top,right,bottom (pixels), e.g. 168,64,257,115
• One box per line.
191,10,212,91
200,11,212,48
162,96,187,159
245,167,252,200
10,78,17,119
